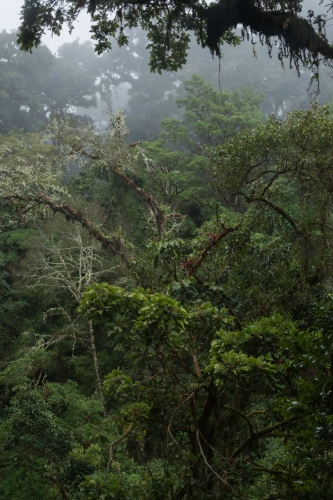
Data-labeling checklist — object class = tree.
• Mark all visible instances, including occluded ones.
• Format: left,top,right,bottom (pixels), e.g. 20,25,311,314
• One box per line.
4,85,333,498
123,29,183,141
189,37,333,116
162,74,264,148
2,383,103,500
0,30,53,133
26,225,117,406
18,0,333,73
141,74,263,232
0,33,100,132
44,40,98,118
0,119,131,255
76,288,330,498
74,103,333,499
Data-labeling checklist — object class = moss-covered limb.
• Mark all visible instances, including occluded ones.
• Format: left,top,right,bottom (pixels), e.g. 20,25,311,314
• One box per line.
110,163,166,238
18,0,333,72
71,143,166,238
4,193,129,262
202,0,333,62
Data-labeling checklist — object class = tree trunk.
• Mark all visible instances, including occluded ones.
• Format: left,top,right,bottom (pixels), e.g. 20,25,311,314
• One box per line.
88,319,107,416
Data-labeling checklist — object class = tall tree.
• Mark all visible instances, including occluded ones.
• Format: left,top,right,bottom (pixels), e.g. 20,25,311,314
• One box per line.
0,30,53,133
24,225,115,413
0,33,99,132
45,39,98,118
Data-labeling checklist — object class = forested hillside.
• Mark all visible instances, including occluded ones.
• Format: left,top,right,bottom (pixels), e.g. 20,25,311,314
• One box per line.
2,6,333,497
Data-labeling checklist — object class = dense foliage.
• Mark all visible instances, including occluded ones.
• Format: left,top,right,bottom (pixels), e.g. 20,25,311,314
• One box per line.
2,22,333,499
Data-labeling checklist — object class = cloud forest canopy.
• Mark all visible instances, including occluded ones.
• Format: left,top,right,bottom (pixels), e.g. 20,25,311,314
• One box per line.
18,0,333,72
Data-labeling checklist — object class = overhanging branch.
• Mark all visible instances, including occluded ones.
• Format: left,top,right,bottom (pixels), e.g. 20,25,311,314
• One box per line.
203,0,333,63
18,0,333,71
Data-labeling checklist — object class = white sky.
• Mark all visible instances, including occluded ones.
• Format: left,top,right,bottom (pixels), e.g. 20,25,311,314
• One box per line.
0,0,92,53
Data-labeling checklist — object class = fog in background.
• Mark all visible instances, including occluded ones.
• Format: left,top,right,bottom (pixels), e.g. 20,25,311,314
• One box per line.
0,0,333,139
